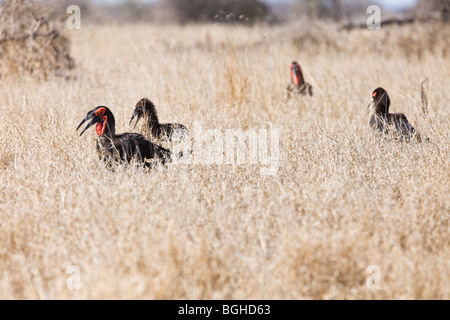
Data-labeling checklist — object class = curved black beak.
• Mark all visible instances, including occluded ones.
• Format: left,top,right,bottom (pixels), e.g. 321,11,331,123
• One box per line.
77,110,101,136
129,108,143,128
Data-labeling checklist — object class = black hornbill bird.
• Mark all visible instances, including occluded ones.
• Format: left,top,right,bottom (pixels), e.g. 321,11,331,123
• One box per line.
129,98,189,142
77,106,171,166
369,87,422,142
286,61,313,97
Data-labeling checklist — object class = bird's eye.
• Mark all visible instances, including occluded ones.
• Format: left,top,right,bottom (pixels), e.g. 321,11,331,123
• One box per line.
372,92,377,98
95,107,106,117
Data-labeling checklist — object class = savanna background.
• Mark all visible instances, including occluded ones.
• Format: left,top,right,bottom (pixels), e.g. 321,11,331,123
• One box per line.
0,0,448,299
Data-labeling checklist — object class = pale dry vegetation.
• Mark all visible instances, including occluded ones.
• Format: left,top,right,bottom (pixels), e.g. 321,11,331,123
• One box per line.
0,19,449,299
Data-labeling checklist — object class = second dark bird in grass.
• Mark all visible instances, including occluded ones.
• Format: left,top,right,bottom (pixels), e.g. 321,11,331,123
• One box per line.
129,98,189,142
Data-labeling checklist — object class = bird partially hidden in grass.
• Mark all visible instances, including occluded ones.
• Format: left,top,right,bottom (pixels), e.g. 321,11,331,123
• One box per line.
130,98,189,142
286,61,313,97
368,87,423,142
77,106,171,167
130,98,190,159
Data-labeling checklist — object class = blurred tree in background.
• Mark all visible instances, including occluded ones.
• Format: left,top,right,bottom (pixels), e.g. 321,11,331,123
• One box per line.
292,0,450,23
292,0,378,22
25,0,450,25
167,0,271,24
414,0,449,21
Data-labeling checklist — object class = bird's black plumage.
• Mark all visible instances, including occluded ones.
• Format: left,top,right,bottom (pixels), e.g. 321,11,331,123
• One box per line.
369,87,422,142
77,106,171,166
129,98,189,142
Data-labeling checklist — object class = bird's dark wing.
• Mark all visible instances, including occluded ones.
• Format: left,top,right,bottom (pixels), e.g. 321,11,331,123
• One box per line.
391,113,415,133
390,113,421,142
113,133,171,164
159,123,189,141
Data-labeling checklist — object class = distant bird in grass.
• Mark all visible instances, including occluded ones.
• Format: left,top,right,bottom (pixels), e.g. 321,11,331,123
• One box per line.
286,61,313,97
368,87,422,142
77,106,171,167
130,98,189,142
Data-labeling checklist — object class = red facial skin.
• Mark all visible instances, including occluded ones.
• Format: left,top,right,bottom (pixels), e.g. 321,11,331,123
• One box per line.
94,107,107,136
95,120,106,136
290,63,303,87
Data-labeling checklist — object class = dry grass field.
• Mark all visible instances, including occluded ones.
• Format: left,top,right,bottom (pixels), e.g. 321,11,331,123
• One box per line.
0,19,449,299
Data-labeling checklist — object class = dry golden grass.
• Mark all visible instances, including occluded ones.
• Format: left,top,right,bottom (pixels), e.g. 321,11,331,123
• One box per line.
0,21,449,299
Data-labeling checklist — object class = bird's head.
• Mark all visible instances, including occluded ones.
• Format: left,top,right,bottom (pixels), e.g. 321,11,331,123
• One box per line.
77,106,115,137
129,98,158,128
371,87,390,113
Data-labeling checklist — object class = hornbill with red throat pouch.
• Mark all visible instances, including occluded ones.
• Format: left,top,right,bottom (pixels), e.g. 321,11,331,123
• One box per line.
369,87,423,142
77,106,171,166
286,61,313,97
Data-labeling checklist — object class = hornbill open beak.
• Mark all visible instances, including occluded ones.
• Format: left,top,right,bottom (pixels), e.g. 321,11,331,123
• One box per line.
77,110,102,136
129,108,143,128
